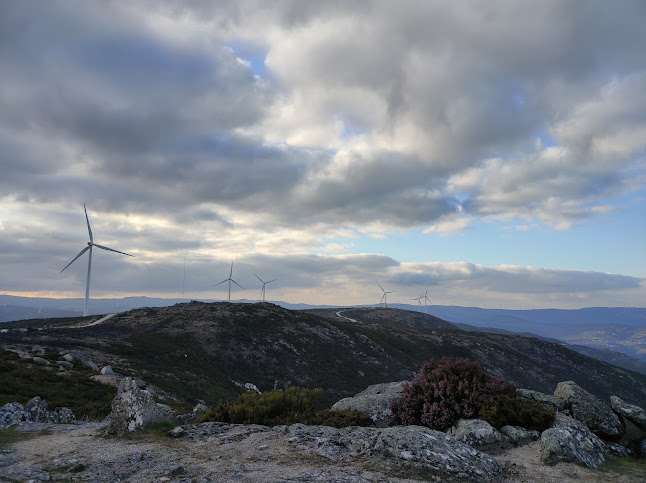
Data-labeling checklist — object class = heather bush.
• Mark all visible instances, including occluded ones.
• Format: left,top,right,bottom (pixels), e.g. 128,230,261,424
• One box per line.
198,387,321,426
479,394,555,431
389,357,516,431
310,408,373,428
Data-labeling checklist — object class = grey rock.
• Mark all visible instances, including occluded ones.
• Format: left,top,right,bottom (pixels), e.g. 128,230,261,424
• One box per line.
617,416,646,453
447,419,511,454
169,426,185,438
500,425,540,446
31,356,50,366
0,403,29,430
100,365,115,375
49,407,76,424
25,396,49,423
540,413,608,468
517,388,566,412
69,350,99,371
192,401,210,419
108,377,174,435
641,439,646,458
90,374,122,387
56,360,73,369
31,345,45,355
288,423,503,481
610,395,646,432
63,353,74,362
554,381,624,439
331,381,404,427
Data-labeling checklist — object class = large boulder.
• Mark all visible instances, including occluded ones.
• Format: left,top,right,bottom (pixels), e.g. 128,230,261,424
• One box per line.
540,413,608,468
518,388,566,412
554,381,624,439
447,419,511,454
0,403,29,429
287,423,503,481
331,381,404,427
25,397,49,423
610,396,646,432
108,377,174,436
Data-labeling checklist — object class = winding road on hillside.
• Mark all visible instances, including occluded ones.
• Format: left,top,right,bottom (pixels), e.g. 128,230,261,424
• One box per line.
335,310,358,323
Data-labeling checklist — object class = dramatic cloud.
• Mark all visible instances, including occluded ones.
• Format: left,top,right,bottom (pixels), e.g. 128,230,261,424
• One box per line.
1,1,645,307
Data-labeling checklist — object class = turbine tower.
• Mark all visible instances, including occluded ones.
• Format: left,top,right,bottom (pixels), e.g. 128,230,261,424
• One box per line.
254,273,276,302
215,262,244,302
60,204,134,317
422,286,431,313
377,283,395,308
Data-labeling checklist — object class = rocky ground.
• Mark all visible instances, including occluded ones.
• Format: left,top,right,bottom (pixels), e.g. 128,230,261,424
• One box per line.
1,420,644,482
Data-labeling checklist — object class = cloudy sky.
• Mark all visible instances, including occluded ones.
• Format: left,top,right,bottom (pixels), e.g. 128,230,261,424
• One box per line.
2,1,645,309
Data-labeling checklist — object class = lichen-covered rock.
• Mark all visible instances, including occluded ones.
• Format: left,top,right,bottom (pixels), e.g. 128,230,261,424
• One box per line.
0,403,29,429
49,407,76,424
554,381,624,439
108,377,174,436
68,350,99,371
31,345,45,355
331,381,404,427
500,425,540,446
540,413,608,468
287,423,503,482
518,388,566,412
25,397,49,423
610,396,646,432
447,419,511,454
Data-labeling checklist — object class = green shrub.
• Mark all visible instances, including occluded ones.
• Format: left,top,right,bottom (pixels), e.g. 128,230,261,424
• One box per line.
198,387,322,426
310,408,372,428
479,394,555,431
390,357,517,431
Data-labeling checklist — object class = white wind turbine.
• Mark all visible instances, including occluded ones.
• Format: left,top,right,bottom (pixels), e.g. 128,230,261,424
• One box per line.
411,295,423,312
60,204,134,317
421,286,431,313
215,262,244,302
254,273,276,302
378,283,395,308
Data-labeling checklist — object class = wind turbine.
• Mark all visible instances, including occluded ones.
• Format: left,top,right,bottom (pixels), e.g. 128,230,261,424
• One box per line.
411,295,423,312
215,262,244,302
60,204,134,317
254,273,276,302
422,286,431,313
377,283,395,308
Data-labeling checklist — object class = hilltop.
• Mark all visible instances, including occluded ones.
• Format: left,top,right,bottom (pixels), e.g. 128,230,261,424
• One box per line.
2,302,645,410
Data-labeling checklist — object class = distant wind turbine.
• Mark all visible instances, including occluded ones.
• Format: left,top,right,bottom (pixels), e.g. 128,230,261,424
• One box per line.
411,295,423,312
60,204,134,317
422,286,431,313
215,262,244,302
254,273,276,302
378,282,395,308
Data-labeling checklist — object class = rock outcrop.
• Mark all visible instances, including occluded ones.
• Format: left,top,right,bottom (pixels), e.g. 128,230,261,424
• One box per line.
447,419,511,454
540,413,608,468
0,397,76,430
331,381,404,427
554,381,624,439
610,395,646,432
517,388,566,412
107,377,174,436
500,425,540,446
287,423,503,481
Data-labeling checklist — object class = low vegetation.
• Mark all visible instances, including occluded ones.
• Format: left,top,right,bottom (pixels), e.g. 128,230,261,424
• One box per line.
390,357,555,431
198,387,372,428
0,350,115,420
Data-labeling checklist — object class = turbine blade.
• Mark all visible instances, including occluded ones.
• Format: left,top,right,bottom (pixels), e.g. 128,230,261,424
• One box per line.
231,280,244,289
254,273,264,283
229,262,233,278
377,282,385,293
267,279,277,284
60,246,90,273
84,204,93,243
214,279,229,287
93,244,134,257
